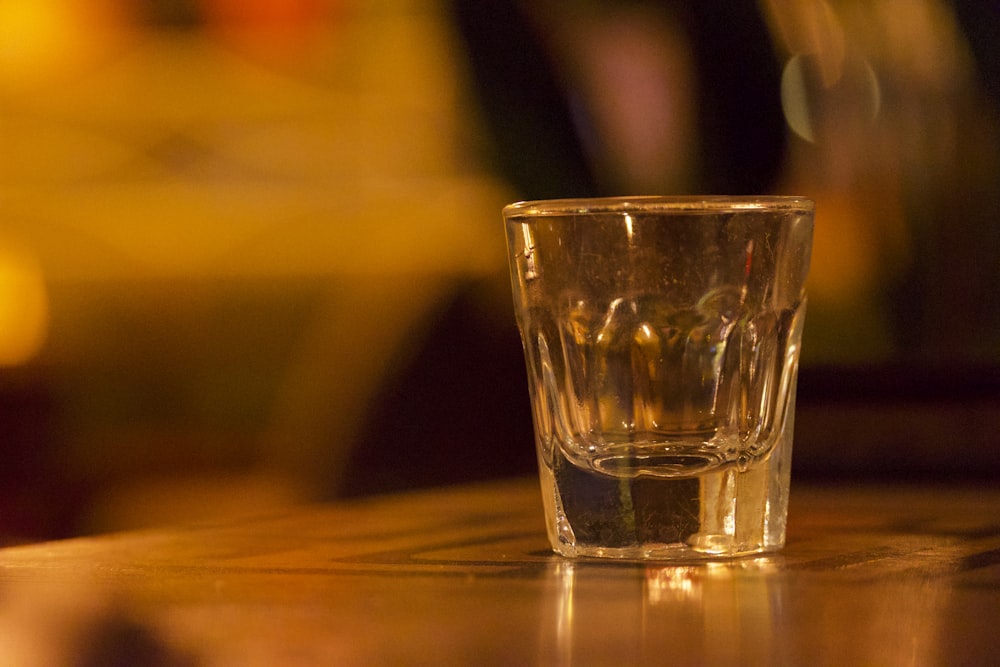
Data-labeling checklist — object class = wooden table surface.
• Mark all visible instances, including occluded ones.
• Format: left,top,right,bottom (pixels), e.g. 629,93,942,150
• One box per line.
1,478,999,666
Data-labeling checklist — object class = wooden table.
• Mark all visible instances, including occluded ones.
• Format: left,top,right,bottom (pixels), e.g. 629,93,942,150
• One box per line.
1,478,999,666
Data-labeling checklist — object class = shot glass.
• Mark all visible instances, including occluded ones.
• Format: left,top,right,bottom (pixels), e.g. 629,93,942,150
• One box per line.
503,196,814,559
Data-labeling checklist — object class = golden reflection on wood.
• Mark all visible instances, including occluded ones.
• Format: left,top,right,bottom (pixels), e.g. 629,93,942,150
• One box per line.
1,479,999,665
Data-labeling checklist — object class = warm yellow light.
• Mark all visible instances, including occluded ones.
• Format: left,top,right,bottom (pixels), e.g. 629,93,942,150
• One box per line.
0,243,49,366
0,0,131,88
0,1,74,82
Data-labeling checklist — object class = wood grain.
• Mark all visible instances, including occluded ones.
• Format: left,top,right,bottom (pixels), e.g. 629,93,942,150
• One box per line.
1,478,998,665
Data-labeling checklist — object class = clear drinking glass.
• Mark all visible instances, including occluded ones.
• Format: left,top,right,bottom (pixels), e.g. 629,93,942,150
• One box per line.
503,196,814,559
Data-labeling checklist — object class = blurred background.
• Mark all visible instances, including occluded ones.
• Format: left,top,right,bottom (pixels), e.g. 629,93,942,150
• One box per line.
1,0,998,543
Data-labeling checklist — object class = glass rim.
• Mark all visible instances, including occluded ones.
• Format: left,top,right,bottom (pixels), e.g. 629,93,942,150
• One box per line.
503,195,814,218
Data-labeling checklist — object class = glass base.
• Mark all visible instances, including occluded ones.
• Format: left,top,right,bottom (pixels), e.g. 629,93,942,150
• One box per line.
538,435,792,561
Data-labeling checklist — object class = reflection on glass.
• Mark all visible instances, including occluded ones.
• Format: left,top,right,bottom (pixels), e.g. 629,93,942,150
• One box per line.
541,558,786,665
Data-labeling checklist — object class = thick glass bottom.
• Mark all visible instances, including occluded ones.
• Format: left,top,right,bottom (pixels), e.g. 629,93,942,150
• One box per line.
538,437,791,561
